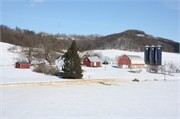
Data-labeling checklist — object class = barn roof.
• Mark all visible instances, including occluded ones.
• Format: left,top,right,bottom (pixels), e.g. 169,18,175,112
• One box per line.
100,56,114,63
88,56,101,62
124,55,144,64
17,62,30,65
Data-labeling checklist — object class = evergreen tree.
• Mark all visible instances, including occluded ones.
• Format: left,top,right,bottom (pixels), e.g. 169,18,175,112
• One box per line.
61,40,83,79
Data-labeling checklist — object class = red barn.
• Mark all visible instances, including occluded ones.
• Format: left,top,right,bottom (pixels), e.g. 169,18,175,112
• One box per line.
83,56,101,67
16,62,30,68
118,55,145,68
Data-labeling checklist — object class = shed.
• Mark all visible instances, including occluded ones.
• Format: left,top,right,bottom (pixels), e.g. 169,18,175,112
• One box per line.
55,55,64,70
16,62,30,68
118,55,145,68
83,56,101,67
100,56,114,65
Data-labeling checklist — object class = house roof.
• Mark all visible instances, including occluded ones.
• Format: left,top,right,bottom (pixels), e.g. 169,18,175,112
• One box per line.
55,55,64,60
87,56,101,62
100,56,114,63
17,62,30,65
125,55,145,64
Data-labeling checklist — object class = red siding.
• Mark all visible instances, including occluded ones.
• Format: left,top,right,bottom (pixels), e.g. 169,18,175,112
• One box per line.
118,55,131,65
83,57,101,67
83,58,91,66
96,62,101,67
20,64,30,68
90,62,94,67
15,62,30,68
16,62,20,68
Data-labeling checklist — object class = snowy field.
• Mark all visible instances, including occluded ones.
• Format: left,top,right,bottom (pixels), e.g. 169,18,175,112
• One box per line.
1,65,179,84
0,42,179,84
1,81,180,119
0,42,180,119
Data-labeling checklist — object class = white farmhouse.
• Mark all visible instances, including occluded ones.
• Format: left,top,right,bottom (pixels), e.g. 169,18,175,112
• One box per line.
55,55,64,71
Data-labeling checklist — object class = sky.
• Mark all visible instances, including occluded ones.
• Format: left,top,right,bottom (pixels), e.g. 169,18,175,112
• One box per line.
0,0,179,42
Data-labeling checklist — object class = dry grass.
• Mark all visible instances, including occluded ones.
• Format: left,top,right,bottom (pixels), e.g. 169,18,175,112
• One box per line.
33,64,58,76
0,78,131,86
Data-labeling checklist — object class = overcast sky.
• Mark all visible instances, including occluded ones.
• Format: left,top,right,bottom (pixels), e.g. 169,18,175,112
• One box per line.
1,0,179,42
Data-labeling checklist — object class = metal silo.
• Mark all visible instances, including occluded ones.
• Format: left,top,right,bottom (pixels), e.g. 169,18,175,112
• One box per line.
155,45,162,65
144,45,150,64
150,45,156,65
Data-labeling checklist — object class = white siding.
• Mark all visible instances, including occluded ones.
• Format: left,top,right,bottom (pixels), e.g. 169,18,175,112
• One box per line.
55,56,64,70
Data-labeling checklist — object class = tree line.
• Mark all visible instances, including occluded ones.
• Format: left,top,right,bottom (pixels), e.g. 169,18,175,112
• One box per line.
1,25,179,57
95,30,179,52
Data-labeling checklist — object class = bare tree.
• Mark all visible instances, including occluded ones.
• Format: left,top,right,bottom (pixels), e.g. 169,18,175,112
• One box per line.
159,65,165,74
167,61,178,73
20,34,38,64
40,36,59,65
91,51,103,59
114,55,121,64
146,65,159,73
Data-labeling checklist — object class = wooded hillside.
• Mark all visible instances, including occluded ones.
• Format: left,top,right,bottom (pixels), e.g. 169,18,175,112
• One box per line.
1,25,179,53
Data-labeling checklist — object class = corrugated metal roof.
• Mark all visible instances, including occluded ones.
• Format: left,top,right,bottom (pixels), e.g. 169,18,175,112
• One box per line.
125,55,145,64
100,56,114,63
88,57,101,62
17,62,30,65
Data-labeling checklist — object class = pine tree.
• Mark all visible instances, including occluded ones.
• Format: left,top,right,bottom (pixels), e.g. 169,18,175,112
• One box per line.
61,40,83,79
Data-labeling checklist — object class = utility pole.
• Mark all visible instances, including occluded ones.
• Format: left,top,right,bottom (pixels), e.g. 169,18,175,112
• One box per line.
164,61,166,80
105,58,107,71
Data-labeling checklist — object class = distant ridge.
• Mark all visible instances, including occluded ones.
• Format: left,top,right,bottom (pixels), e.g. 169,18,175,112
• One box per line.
1,24,179,53
94,30,179,53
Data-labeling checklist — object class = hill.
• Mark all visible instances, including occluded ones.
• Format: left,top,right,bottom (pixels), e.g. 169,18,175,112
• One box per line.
1,25,179,53
93,30,179,52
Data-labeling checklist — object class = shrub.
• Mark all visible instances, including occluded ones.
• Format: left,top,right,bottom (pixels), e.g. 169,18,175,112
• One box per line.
132,78,140,82
8,46,17,52
166,62,180,73
146,65,159,73
154,79,158,81
45,66,58,76
33,64,58,76
33,64,46,73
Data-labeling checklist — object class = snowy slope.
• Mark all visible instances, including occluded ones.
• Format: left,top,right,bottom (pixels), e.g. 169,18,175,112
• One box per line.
0,42,180,84
0,42,20,66
0,42,180,119
1,42,179,66
91,49,180,64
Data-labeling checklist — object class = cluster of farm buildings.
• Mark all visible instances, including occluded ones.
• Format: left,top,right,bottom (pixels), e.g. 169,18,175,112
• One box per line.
55,54,145,70
15,45,162,70
55,45,162,70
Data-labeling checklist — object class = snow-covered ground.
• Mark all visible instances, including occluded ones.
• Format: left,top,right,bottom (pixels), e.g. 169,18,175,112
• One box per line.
0,42,179,84
0,42,180,119
1,81,180,119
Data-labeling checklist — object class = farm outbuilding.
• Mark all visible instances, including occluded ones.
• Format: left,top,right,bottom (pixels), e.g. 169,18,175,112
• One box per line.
16,62,30,68
100,56,114,65
118,55,145,69
83,56,101,67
